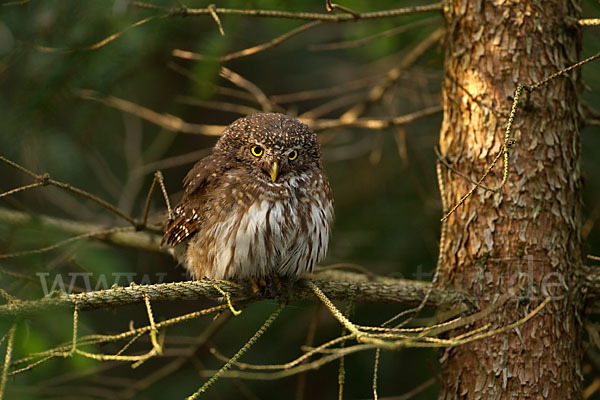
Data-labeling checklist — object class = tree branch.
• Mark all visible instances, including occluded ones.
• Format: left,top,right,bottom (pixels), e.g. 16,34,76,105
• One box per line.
0,207,162,254
0,271,469,319
75,89,226,136
305,105,442,130
131,2,443,22
76,88,442,134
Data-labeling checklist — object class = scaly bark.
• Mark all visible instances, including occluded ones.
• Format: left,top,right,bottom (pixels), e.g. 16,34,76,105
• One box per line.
437,0,584,398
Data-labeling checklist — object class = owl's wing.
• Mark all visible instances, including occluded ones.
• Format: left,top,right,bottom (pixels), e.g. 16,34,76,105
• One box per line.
161,155,225,247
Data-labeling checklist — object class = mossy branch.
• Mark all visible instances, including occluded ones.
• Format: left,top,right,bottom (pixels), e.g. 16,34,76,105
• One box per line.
0,270,469,319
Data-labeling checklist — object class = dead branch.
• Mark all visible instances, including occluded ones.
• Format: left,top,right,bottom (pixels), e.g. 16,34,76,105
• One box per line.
115,311,232,399
75,89,226,135
132,2,443,22
175,96,261,116
218,67,275,112
167,62,258,103
339,27,444,123
0,207,162,253
306,105,442,130
309,16,442,51
172,21,322,62
75,88,442,134
0,156,137,226
270,75,381,104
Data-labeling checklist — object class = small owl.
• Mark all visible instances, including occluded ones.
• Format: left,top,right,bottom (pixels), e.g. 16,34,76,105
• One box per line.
162,113,334,284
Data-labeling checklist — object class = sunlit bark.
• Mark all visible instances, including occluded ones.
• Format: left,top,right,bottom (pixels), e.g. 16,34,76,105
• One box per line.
437,0,584,397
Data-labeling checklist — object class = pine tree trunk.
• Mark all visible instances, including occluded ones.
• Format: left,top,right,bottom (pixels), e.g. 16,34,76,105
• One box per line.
437,0,585,398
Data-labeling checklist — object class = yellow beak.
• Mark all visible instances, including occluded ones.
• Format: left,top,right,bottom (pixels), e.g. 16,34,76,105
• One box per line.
269,161,279,182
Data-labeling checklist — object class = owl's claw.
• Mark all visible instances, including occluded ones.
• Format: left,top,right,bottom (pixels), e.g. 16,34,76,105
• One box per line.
249,274,285,299
249,278,260,295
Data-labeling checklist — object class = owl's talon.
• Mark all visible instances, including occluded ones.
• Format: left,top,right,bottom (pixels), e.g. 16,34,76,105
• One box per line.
249,278,260,295
248,274,286,298
256,278,271,298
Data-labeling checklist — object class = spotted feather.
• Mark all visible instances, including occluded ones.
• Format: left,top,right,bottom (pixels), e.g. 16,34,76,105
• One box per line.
162,113,334,281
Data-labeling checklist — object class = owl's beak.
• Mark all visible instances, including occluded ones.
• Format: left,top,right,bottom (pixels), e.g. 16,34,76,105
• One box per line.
269,161,279,182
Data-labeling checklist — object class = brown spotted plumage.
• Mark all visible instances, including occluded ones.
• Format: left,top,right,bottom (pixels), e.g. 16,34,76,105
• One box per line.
162,113,334,281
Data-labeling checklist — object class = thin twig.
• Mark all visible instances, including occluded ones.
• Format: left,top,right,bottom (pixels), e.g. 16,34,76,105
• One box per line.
0,181,46,199
0,156,137,226
270,75,381,104
173,21,322,62
115,311,232,399
167,62,258,103
175,96,261,115
187,303,285,399
434,147,496,191
219,67,274,112
35,15,161,53
339,28,444,123
528,50,600,90
143,296,162,355
0,324,16,400
202,296,549,384
75,89,225,136
372,348,380,400
1,0,30,6
77,87,440,133
338,295,355,400
210,281,243,316
440,83,523,222
141,170,172,225
10,304,230,374
0,226,133,260
199,343,378,380
207,4,225,35
131,2,444,22
306,105,443,131
0,207,163,254
133,148,212,177
310,16,441,51
325,0,360,18
381,377,436,400
295,307,319,400
212,333,353,371
440,50,600,221
578,19,600,26
298,93,364,120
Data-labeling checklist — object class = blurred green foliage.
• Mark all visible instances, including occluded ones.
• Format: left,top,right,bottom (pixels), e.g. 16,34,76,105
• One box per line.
0,0,599,398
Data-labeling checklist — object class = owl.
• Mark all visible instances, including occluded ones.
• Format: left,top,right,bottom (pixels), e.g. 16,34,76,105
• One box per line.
162,113,334,287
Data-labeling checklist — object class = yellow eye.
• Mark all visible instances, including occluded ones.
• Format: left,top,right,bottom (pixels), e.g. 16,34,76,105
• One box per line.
288,150,298,161
251,146,263,157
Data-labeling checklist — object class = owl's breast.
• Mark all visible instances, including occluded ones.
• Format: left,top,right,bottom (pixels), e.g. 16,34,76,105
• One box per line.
185,175,333,281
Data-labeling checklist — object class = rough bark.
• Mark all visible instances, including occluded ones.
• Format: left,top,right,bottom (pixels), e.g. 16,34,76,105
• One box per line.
437,0,584,398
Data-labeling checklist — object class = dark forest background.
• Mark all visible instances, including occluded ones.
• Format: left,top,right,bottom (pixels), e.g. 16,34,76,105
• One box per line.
1,1,600,398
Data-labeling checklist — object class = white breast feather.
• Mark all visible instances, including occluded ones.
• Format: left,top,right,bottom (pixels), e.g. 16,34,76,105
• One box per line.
232,200,270,278
186,172,333,280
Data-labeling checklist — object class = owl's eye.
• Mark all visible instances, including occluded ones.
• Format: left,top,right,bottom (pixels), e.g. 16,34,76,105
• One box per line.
288,150,299,161
251,146,263,157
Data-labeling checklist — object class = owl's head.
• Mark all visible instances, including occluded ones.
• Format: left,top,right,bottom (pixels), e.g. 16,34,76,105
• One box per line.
215,113,322,184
